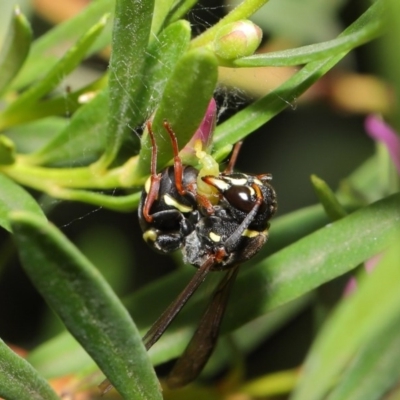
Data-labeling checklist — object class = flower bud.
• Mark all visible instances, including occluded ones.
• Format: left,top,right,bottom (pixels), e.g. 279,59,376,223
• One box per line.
213,20,262,60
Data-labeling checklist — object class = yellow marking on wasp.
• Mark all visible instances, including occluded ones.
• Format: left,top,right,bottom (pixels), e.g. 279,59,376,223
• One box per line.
205,177,230,191
143,229,157,242
254,178,263,185
144,177,151,194
223,177,247,186
242,229,261,238
164,194,193,213
209,231,221,242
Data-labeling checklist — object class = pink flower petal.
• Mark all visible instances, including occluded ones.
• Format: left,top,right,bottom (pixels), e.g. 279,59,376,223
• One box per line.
181,98,217,157
365,115,400,174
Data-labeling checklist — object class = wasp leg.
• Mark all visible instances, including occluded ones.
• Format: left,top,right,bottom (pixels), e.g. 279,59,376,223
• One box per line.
142,121,161,223
167,265,239,388
163,120,186,196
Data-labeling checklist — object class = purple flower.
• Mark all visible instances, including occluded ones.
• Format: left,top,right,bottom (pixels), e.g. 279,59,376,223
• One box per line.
365,115,400,174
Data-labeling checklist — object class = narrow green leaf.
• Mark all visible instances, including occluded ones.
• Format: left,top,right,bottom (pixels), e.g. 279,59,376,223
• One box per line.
25,77,109,166
151,0,175,35
213,0,384,153
311,174,347,220
291,234,400,400
165,0,198,25
101,0,155,167
10,212,162,400
202,293,313,377
10,0,114,91
28,332,96,380
0,7,32,94
134,48,218,181
340,146,392,216
0,174,45,232
0,339,59,400
233,12,384,67
141,20,191,118
0,16,108,129
3,74,107,136
326,319,400,400
5,117,68,155
0,135,16,165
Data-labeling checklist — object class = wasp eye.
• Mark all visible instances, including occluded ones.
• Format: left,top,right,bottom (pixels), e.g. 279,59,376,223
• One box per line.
224,186,255,212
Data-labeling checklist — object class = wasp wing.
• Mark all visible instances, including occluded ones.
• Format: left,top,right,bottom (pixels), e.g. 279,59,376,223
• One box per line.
143,256,217,350
167,265,240,388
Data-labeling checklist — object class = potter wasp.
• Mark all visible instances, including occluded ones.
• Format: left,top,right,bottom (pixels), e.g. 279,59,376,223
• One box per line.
138,118,277,388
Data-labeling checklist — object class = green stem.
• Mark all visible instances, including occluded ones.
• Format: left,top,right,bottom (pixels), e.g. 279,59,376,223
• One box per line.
0,155,139,192
51,188,141,211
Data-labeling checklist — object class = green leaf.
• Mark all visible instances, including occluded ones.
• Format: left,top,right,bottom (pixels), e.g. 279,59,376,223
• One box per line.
0,174,45,232
0,7,32,94
28,331,96,379
101,0,155,167
231,1,384,67
165,0,198,25
5,117,68,155
0,135,16,165
380,0,400,131
213,0,385,153
10,0,114,91
291,234,400,400
3,74,108,136
310,174,347,220
25,79,109,166
0,339,59,400
141,20,191,120
151,0,175,35
10,212,162,400
0,16,108,129
202,293,313,378
326,319,400,400
134,48,218,182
